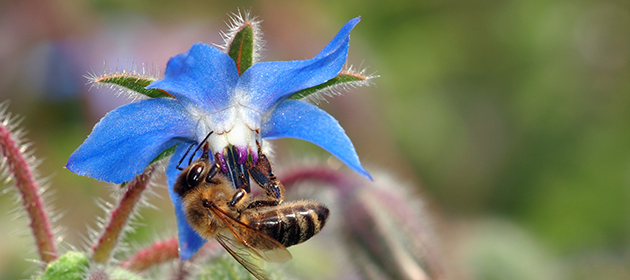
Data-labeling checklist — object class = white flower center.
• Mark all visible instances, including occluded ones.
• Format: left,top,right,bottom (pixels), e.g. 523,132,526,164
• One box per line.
191,103,261,161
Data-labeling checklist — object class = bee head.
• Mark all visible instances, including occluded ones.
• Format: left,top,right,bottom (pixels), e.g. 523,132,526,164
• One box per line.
174,142,220,198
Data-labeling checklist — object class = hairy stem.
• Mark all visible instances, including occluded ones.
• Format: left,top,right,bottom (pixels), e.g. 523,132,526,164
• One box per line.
281,166,359,195
91,166,154,264
0,121,57,264
120,237,179,271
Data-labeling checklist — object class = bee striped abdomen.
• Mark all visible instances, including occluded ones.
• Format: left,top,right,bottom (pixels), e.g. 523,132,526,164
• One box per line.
250,202,329,247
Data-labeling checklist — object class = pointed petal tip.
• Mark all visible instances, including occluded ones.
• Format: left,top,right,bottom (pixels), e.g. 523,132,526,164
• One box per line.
262,99,373,181
240,16,362,111
348,161,372,181
65,98,196,185
64,161,85,177
347,16,361,28
360,169,373,181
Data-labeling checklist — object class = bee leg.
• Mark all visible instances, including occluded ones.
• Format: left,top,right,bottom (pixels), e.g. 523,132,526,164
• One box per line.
229,173,250,207
225,146,251,193
247,154,285,203
246,199,279,209
229,189,247,207
205,162,221,181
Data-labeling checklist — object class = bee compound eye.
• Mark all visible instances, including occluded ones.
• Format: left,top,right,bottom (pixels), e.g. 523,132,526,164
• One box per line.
202,199,211,208
186,163,205,188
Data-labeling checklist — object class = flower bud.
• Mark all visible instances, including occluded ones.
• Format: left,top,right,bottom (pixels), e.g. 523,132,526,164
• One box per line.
340,174,446,280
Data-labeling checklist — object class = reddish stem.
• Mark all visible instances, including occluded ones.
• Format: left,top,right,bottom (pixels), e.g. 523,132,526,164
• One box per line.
280,166,359,195
91,166,154,264
0,123,57,264
120,237,179,271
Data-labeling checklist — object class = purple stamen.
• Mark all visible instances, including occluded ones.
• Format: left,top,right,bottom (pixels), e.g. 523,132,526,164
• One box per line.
216,152,228,173
250,146,259,166
237,146,248,164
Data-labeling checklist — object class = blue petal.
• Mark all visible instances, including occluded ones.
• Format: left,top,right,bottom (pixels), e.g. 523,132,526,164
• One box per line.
147,43,239,113
66,98,196,183
237,17,360,113
262,99,372,180
315,17,361,59
166,144,207,260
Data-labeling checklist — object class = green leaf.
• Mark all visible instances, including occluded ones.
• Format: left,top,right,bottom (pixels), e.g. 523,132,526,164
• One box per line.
289,71,369,100
228,23,255,75
38,251,89,280
149,144,178,165
92,73,173,99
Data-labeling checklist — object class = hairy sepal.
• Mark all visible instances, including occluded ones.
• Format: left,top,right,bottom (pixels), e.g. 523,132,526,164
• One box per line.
88,72,173,99
220,9,264,74
228,21,255,75
289,67,376,102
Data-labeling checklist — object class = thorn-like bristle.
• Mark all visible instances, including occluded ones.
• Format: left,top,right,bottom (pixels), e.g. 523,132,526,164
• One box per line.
302,64,378,105
0,101,60,264
85,61,162,101
219,8,266,64
90,166,159,265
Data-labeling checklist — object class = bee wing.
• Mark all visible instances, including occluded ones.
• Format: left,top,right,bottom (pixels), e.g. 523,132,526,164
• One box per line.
209,204,292,263
215,232,271,280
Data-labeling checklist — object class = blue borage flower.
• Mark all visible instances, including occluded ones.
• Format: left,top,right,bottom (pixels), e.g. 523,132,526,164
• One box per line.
67,13,372,259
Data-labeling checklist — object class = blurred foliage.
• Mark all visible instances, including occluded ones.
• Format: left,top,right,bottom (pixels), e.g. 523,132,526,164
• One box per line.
38,251,90,280
0,0,629,279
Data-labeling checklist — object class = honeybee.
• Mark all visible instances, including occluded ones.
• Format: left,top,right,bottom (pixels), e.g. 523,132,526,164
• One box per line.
174,143,330,280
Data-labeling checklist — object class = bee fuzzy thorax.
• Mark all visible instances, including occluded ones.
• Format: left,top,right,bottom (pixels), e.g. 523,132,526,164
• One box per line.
178,175,239,235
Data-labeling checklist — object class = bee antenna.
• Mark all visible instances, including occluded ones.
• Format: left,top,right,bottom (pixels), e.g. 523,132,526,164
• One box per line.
201,142,210,158
175,131,214,170
176,142,196,171
188,131,214,166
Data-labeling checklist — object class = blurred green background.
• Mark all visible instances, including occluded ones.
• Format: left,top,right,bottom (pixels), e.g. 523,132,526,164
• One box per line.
0,0,629,279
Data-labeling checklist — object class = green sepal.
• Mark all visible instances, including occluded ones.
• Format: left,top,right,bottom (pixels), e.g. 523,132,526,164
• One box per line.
289,72,368,100
38,251,89,280
228,23,255,75
93,73,173,99
149,144,178,165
